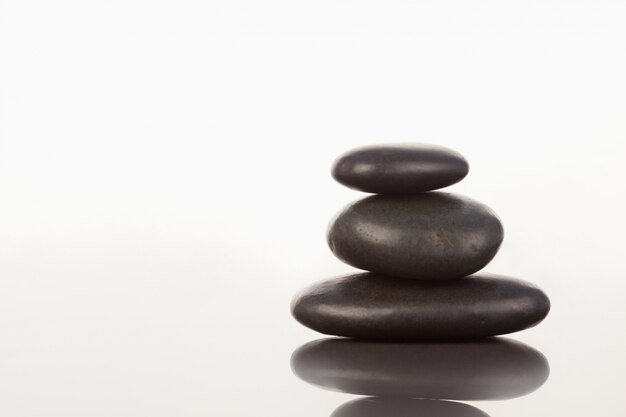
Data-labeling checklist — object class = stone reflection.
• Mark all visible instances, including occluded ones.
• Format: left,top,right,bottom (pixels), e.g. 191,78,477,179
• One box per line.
291,337,549,416
331,398,489,417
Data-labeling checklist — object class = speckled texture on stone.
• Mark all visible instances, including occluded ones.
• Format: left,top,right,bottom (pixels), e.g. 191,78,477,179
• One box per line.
327,192,504,280
291,337,550,400
331,143,469,194
291,272,551,340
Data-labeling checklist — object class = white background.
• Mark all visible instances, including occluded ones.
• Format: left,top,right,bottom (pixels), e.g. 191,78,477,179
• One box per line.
1,1,625,416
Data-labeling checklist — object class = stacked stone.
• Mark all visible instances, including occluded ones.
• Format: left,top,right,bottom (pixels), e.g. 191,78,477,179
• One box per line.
291,143,550,340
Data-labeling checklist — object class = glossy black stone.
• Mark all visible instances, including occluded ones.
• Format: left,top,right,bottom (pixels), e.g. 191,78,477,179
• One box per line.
331,143,469,194
327,193,504,280
332,398,490,417
291,272,550,340
291,337,549,400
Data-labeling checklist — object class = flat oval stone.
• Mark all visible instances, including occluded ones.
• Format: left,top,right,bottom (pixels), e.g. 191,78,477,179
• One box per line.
327,193,504,280
331,143,469,194
291,337,549,400
332,398,490,417
291,272,551,339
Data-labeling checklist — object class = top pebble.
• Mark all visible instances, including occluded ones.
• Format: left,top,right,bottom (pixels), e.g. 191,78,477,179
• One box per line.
331,143,469,194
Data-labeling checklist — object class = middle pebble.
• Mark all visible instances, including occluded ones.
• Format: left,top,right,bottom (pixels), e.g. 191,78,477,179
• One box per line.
327,192,504,280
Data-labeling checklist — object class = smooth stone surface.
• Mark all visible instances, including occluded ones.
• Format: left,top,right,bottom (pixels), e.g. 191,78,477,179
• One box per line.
331,398,490,417
327,193,504,280
291,272,550,339
331,143,469,194
291,337,549,400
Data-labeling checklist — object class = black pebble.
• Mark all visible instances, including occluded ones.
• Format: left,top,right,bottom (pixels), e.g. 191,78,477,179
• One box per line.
291,272,550,340
331,143,469,194
327,193,504,280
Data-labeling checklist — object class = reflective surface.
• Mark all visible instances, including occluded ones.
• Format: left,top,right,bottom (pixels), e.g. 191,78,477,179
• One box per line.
291,338,549,400
1,265,621,416
332,398,491,417
292,337,549,416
